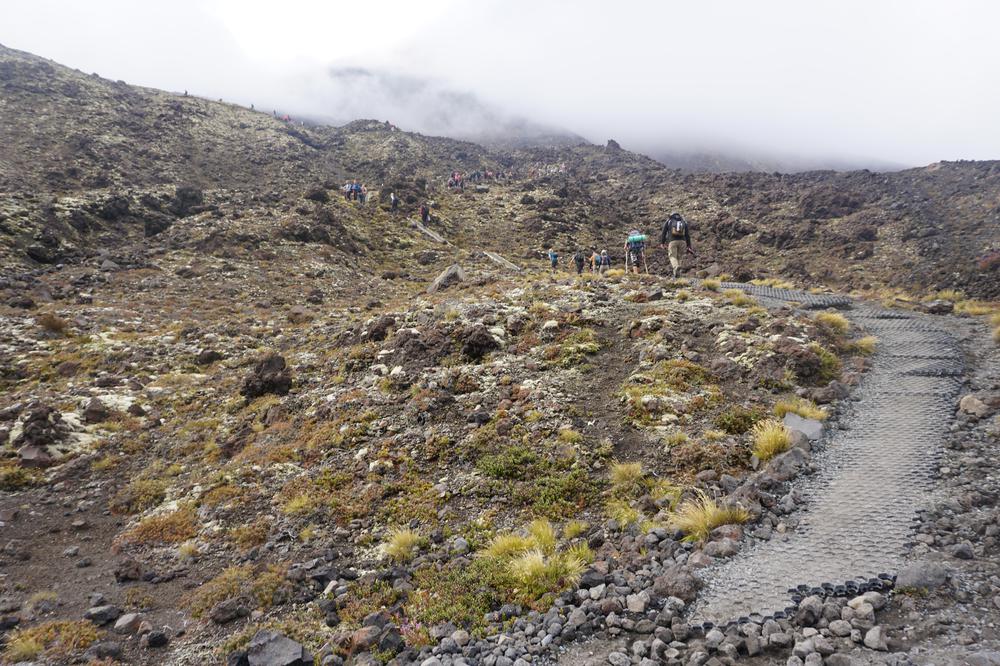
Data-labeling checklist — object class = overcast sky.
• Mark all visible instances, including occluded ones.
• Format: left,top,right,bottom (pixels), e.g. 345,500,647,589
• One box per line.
3,0,999,166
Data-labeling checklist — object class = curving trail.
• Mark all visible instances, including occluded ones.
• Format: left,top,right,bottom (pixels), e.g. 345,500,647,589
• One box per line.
693,285,964,623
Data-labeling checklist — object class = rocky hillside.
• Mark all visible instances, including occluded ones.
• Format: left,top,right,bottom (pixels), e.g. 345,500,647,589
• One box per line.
0,42,999,666
2,43,999,301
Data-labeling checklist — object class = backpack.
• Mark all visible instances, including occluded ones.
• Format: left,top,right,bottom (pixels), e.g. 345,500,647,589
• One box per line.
670,218,686,239
627,232,646,251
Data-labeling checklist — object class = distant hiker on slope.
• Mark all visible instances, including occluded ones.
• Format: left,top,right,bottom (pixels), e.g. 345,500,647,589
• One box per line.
547,248,559,272
420,204,431,224
390,192,399,211
573,249,587,275
659,212,693,278
624,230,647,274
597,250,611,275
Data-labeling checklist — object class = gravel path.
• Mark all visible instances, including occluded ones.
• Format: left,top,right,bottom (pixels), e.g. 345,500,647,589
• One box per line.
693,286,965,624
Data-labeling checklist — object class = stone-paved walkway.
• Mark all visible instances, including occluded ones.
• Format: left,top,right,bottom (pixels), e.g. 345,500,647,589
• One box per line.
693,287,964,623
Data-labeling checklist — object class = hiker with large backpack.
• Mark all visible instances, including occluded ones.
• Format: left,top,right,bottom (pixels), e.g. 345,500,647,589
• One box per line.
659,213,693,278
597,250,611,274
624,230,647,274
573,249,587,275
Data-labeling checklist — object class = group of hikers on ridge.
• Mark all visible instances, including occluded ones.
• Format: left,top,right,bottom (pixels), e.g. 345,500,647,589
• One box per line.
343,180,369,204
550,212,694,277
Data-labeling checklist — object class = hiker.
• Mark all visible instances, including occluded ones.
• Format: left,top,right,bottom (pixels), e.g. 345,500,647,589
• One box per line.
351,180,361,201
589,248,600,273
597,250,611,275
343,181,352,201
624,230,647,274
390,192,399,211
420,204,431,224
360,184,368,204
659,212,693,278
573,249,587,275
547,248,558,272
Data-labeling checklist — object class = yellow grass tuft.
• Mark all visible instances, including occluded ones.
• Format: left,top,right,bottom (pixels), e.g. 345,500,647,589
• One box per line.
562,519,589,540
994,326,1000,344
774,397,828,421
751,419,793,461
702,278,721,292
508,549,586,597
990,312,1000,328
481,533,535,559
851,335,879,355
606,499,641,527
814,311,850,334
527,519,557,555
609,461,645,496
384,527,425,563
723,288,754,307
2,620,101,662
670,490,749,542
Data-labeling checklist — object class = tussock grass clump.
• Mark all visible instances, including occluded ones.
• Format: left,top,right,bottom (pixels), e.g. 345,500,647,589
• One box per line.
670,490,749,542
609,461,645,496
2,620,102,662
702,278,721,292
527,519,557,555
703,429,727,442
675,289,691,302
384,527,426,563
482,533,535,560
751,277,795,289
814,311,850,334
37,312,69,335
990,312,1000,328
850,335,879,355
0,464,40,490
110,478,168,514
562,519,589,540
752,419,793,461
557,428,583,444
509,549,586,599
955,300,996,316
119,506,197,545
723,289,754,307
808,342,843,383
186,564,292,618
994,326,1000,344
605,498,641,527
774,397,827,421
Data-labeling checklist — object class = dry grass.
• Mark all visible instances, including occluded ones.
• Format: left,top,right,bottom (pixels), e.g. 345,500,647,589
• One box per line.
384,527,426,563
37,312,69,335
670,490,749,542
119,506,197,545
850,335,879,355
723,289,754,307
814,311,850,334
609,461,645,496
527,519,557,555
605,498,641,527
508,549,586,598
751,419,793,461
774,397,828,421
2,620,102,662
482,533,536,559
994,326,1000,344
991,312,1000,328
955,300,997,316
702,278,721,292
562,520,589,540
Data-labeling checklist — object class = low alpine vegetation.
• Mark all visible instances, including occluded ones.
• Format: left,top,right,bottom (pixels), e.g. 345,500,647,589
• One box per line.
670,490,749,542
609,461,645,497
702,278,721,292
384,527,426,563
751,419,792,461
773,397,827,421
814,310,850,334
850,335,879,355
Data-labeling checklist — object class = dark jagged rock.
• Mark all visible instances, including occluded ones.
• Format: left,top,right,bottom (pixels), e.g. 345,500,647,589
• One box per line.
241,354,292,400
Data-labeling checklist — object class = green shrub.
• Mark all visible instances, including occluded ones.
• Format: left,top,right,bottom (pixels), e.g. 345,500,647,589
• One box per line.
714,406,763,434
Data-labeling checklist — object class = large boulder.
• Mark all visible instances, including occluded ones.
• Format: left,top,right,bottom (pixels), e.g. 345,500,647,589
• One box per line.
783,413,824,441
895,560,951,591
427,265,466,294
764,447,810,482
241,354,292,400
651,564,700,602
247,630,313,666
460,324,499,361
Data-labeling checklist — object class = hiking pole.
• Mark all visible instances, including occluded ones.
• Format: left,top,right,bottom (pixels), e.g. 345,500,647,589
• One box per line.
643,251,648,274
